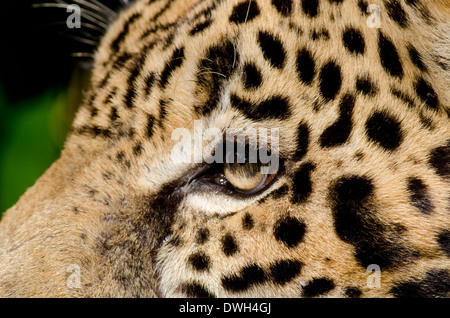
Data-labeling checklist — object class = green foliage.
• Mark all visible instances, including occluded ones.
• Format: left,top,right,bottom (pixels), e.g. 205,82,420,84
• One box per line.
0,87,70,215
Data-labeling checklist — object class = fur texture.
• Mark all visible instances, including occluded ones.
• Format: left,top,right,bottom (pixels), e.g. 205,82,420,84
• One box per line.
0,0,449,297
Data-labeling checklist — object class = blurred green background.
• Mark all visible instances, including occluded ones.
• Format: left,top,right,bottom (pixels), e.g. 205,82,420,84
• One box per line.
0,1,94,216
0,85,71,213
0,0,128,216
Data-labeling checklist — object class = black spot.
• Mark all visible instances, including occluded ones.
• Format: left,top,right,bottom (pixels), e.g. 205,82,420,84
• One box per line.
168,235,182,247
257,31,286,69
356,76,378,96
242,213,254,230
291,162,315,204
330,175,415,268
90,106,98,118
390,270,450,298
222,233,239,256
273,216,306,248
310,29,330,41
358,0,369,15
407,177,434,215
342,28,366,55
303,278,335,297
196,39,239,115
188,252,211,271
180,282,216,298
110,13,142,52
117,127,135,140
419,113,435,130
415,77,439,110
429,142,450,179
151,0,175,21
144,73,156,97
271,0,293,16
242,62,262,89
271,185,289,199
159,99,169,124
301,0,319,18
365,111,403,151
104,88,117,105
345,287,362,298
378,32,404,78
112,52,133,70
229,0,260,23
116,151,125,163
391,88,415,108
385,0,409,28
405,0,432,24
404,0,418,7
147,114,156,138
294,122,310,160
133,143,143,156
331,176,374,213
74,125,111,138
231,94,291,121
319,61,342,101
296,48,316,85
320,93,355,148
190,20,212,35
354,151,364,161
196,228,210,244
408,45,427,71
222,264,267,292
437,230,450,257
270,260,302,285
159,47,185,89
110,107,120,122
124,63,142,108
328,0,344,3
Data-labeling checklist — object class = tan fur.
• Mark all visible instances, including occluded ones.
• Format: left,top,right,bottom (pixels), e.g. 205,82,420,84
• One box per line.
0,0,449,297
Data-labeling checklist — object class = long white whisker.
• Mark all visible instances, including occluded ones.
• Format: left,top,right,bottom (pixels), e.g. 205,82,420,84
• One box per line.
72,0,117,21
89,0,119,18
54,0,111,27
47,21,105,34
71,52,96,58
33,3,110,29
62,33,99,46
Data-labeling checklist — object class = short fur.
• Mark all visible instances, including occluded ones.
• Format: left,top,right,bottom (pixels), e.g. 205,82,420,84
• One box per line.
0,0,449,297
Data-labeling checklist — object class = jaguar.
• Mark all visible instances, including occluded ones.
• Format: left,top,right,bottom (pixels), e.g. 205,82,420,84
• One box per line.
0,0,449,297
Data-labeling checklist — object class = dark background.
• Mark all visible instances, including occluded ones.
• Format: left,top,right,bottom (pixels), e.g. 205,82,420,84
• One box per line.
0,1,126,213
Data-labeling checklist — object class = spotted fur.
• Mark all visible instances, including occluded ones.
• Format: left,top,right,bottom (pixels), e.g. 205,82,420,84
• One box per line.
0,0,449,298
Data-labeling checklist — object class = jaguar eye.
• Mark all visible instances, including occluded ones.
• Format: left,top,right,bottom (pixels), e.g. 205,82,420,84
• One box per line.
193,142,281,197
221,145,278,194
223,161,275,194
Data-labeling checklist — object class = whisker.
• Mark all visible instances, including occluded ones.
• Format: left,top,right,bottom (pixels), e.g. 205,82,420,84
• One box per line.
89,0,119,18
33,3,110,29
197,70,227,78
53,0,111,27
46,21,104,35
61,33,99,46
71,52,96,59
72,0,117,21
